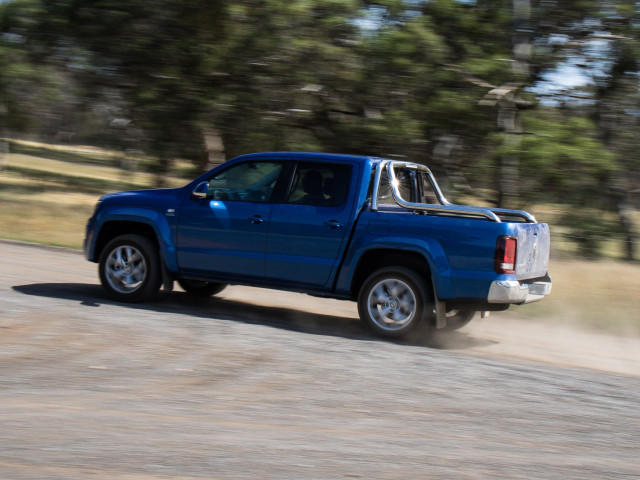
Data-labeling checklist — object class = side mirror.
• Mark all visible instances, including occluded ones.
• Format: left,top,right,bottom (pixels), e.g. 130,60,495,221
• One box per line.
191,181,209,200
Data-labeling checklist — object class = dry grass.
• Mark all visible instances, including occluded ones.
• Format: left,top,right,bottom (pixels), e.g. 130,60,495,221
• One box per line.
0,150,181,248
8,138,118,155
5,153,186,187
0,198,92,249
504,259,640,334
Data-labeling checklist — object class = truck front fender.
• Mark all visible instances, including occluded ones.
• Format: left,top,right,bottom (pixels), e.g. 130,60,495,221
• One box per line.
90,207,178,273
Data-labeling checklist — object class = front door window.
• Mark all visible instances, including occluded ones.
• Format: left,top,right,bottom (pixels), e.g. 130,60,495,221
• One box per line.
208,162,283,202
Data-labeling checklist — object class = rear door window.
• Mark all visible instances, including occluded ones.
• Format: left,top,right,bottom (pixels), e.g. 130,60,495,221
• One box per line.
287,163,351,207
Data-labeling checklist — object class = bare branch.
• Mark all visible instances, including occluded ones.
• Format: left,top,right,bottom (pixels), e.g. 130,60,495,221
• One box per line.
442,64,497,89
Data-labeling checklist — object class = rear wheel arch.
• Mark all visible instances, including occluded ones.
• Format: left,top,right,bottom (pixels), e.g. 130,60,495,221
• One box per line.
350,249,433,300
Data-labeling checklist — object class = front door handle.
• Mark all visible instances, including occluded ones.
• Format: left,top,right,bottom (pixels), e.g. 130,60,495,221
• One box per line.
324,220,344,229
248,215,265,224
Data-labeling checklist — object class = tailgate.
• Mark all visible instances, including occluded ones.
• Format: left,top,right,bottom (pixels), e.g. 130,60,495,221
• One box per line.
515,223,550,280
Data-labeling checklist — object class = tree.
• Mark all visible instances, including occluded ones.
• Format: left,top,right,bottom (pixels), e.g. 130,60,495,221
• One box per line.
527,1,640,260
1,0,637,260
0,1,77,144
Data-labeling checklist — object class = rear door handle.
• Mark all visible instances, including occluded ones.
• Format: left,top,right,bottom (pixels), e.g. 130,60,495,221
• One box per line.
248,215,265,224
324,220,344,229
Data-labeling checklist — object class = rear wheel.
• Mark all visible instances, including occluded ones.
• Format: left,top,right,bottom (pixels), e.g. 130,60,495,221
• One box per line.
357,267,431,338
99,234,162,302
442,310,475,331
177,279,227,297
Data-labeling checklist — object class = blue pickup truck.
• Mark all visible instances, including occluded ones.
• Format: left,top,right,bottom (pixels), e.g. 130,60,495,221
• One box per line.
84,152,551,338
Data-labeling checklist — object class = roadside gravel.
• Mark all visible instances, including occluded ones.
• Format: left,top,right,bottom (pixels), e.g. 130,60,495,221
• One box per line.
1,241,639,479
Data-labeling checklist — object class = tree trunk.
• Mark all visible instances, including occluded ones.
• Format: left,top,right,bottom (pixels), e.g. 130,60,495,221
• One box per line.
433,135,472,199
614,191,637,262
498,92,521,209
497,0,531,208
0,139,7,171
0,103,7,171
200,128,226,173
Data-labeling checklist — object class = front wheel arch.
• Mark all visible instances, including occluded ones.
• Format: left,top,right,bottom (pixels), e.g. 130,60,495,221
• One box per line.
94,220,159,262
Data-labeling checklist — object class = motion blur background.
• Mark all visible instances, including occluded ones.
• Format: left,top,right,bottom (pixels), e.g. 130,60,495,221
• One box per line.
0,0,638,263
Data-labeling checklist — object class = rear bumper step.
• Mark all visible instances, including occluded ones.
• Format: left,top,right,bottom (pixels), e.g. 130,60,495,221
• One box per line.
487,279,552,304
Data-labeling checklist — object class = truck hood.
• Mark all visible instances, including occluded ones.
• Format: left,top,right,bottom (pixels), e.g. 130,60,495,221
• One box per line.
99,187,183,207
101,187,179,200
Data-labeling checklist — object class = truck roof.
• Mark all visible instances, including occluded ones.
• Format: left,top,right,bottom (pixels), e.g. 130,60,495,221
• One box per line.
231,152,383,166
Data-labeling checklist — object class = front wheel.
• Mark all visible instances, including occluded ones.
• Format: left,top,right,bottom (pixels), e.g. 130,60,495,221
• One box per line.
99,234,162,302
177,279,227,297
357,267,431,338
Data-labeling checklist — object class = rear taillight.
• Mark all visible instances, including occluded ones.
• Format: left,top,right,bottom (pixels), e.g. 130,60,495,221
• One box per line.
495,236,517,274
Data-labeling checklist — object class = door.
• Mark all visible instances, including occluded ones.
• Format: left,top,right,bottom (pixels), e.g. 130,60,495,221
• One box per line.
177,161,284,279
265,161,355,286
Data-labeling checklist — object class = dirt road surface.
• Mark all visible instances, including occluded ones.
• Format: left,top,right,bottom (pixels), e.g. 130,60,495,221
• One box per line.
1,240,639,479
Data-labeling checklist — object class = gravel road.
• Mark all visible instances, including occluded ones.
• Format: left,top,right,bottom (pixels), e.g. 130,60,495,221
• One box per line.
1,240,639,479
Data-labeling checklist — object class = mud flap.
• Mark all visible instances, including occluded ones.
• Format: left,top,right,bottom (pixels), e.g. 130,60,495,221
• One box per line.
433,285,447,329
162,264,174,292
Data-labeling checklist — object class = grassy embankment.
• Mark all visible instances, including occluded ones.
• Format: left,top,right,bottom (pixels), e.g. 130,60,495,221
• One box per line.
0,139,189,249
1,139,638,333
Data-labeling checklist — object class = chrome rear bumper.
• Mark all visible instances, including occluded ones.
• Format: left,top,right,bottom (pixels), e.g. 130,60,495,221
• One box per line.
488,279,552,304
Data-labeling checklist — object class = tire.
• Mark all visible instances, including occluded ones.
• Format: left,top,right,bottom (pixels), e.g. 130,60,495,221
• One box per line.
357,267,432,338
442,310,475,331
177,279,227,297
99,234,162,302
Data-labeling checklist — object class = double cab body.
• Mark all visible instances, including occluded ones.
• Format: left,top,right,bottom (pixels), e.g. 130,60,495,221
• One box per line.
85,152,551,338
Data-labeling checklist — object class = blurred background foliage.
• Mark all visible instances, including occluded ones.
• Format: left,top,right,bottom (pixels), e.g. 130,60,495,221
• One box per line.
0,0,639,260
